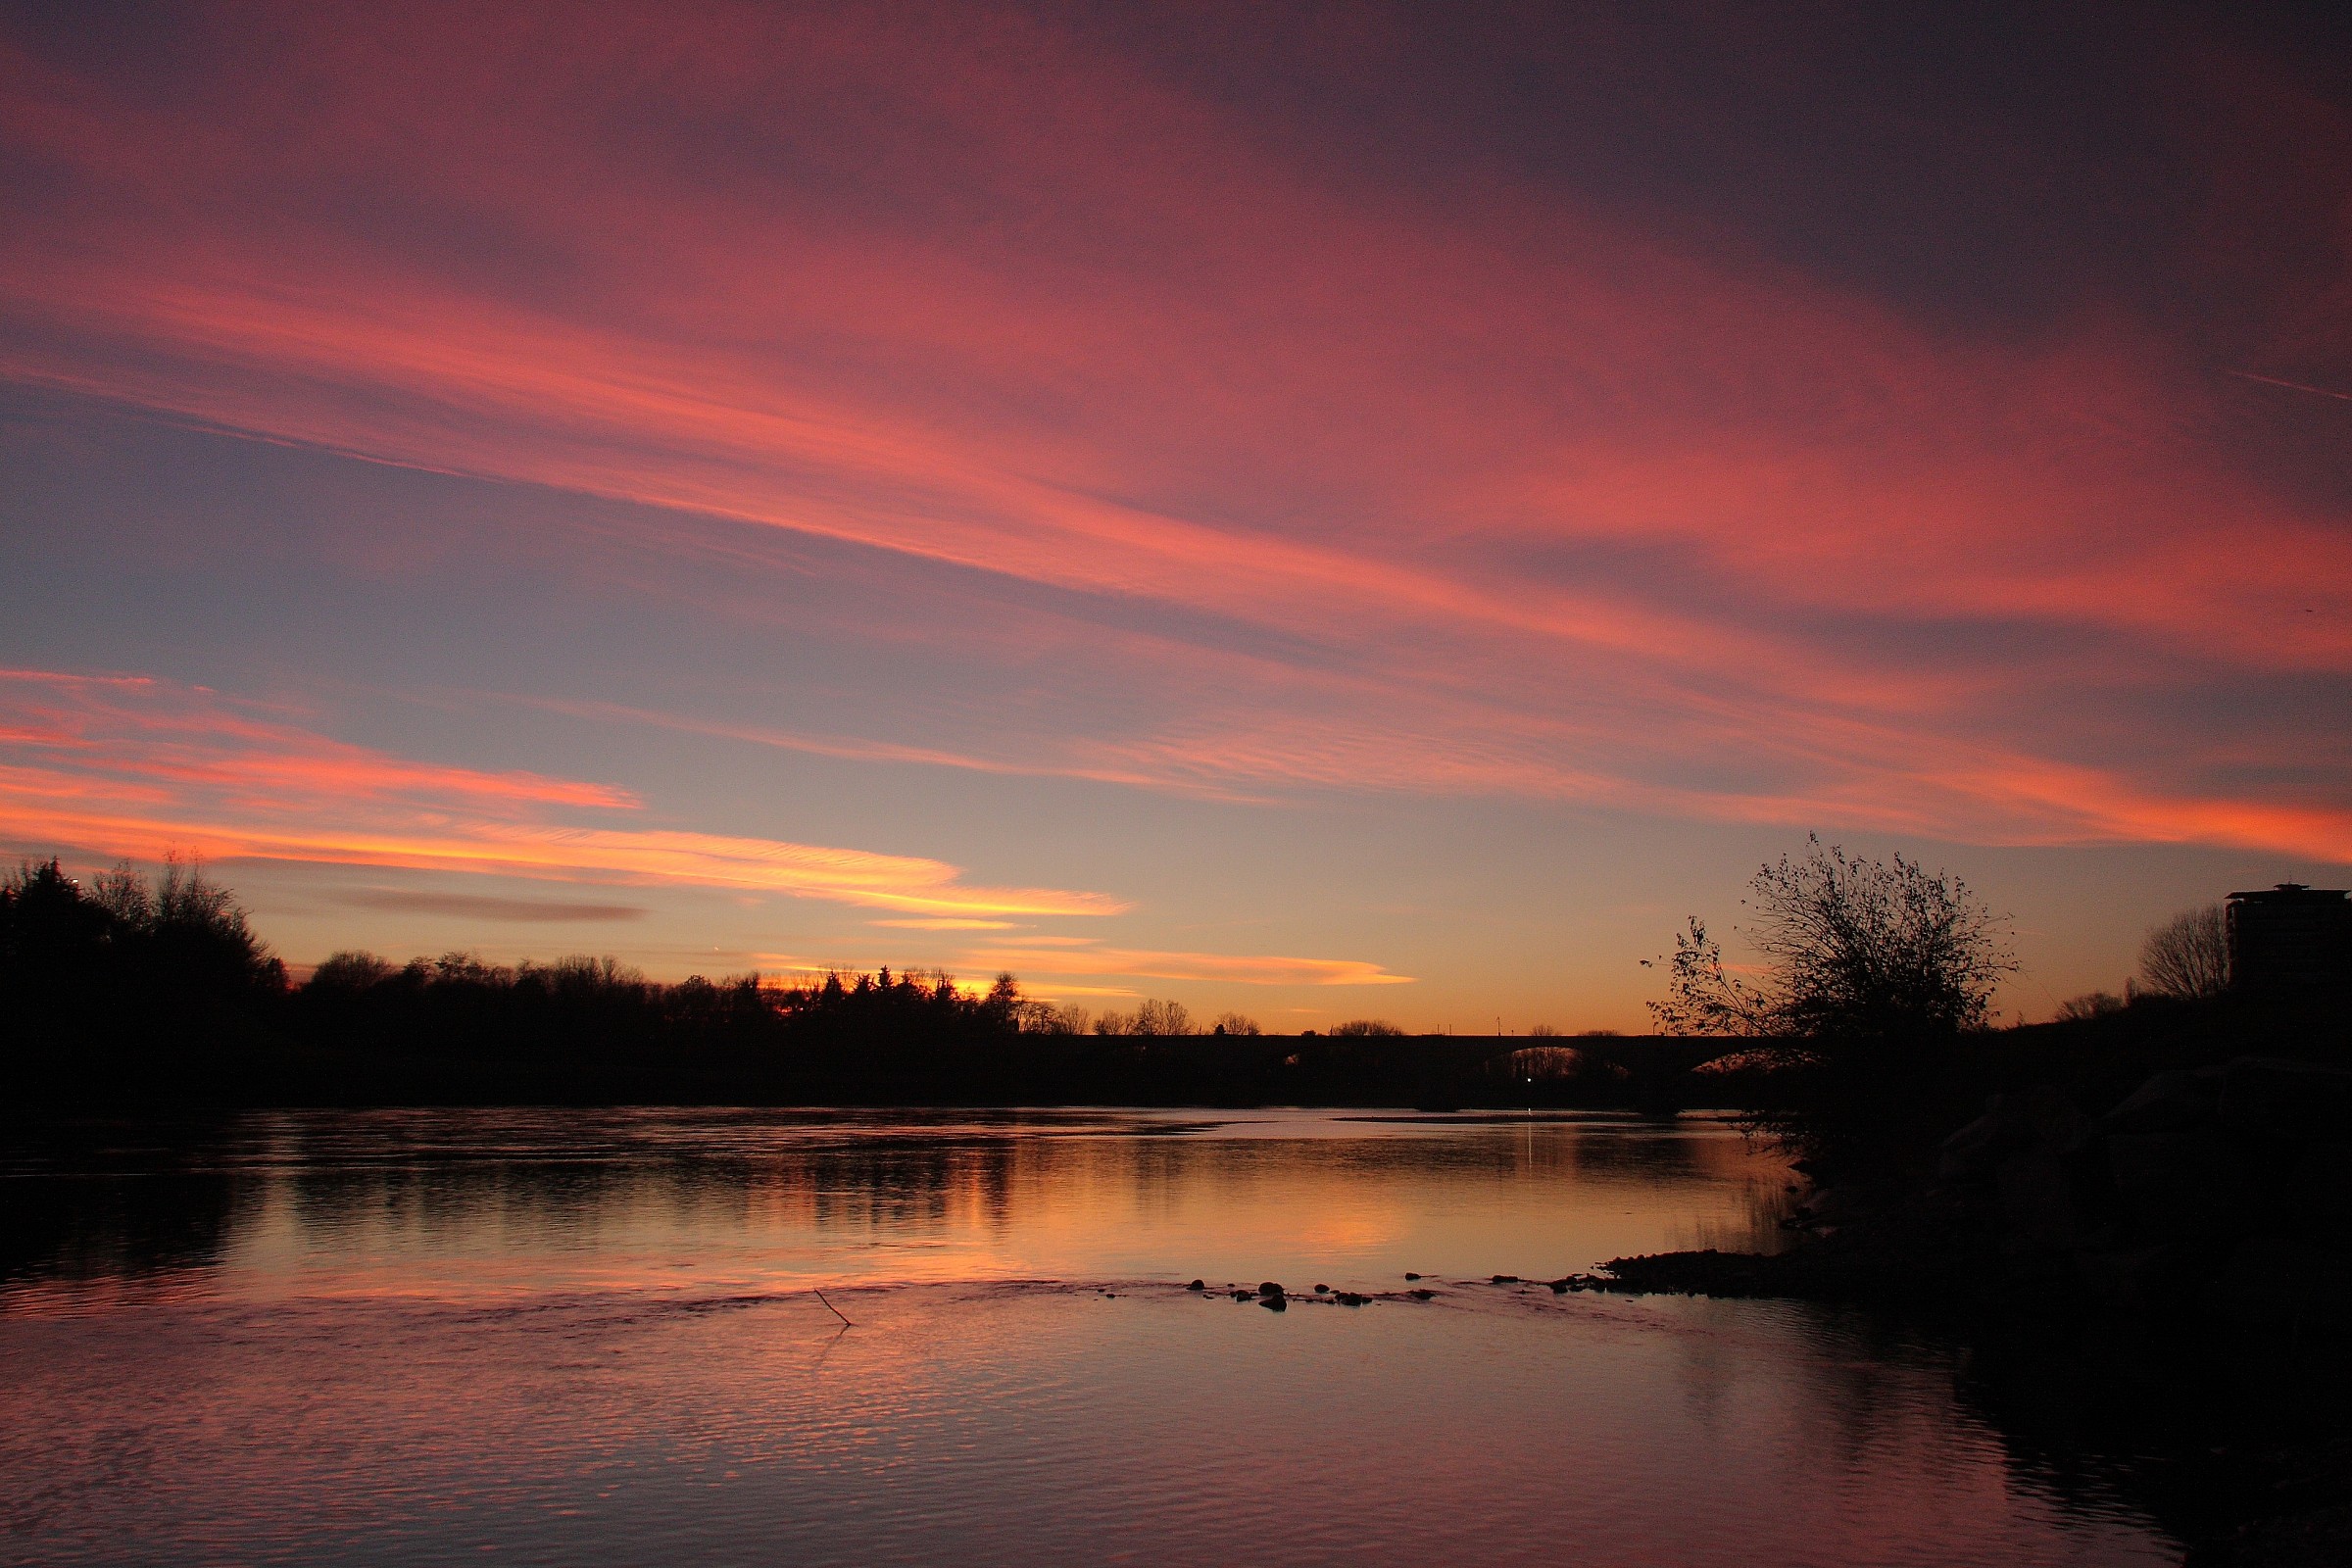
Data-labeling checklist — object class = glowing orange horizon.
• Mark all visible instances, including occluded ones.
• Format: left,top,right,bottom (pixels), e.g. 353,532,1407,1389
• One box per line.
0,670,1423,988
0,670,1120,917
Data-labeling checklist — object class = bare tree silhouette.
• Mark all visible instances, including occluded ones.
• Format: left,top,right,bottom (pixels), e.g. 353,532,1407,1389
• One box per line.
1648,836,2013,1044
2137,905,2230,999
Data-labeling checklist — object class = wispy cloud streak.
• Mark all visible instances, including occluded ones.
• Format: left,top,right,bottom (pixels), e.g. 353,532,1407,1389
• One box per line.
1,5,2347,865
0,670,1122,916
959,940,1412,988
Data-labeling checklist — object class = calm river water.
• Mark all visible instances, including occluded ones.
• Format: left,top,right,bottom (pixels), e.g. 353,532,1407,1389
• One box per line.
2,1109,2176,1565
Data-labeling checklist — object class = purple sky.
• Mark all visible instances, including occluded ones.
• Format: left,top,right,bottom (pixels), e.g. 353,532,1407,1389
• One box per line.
3,2,2347,1028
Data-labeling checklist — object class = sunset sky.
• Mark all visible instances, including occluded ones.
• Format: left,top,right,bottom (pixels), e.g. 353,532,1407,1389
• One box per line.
3,1,2347,1030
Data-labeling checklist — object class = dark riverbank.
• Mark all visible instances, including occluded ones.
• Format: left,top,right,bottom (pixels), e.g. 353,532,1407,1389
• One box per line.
1596,1239,2352,1566
1589,1024,2352,1566
1590,1243,2351,1565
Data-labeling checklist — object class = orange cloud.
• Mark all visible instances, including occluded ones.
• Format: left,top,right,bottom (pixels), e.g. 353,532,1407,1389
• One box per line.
961,939,1412,988
0,671,1121,917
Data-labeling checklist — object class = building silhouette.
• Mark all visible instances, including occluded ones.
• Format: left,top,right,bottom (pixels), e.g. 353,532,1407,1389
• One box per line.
2227,884,2352,993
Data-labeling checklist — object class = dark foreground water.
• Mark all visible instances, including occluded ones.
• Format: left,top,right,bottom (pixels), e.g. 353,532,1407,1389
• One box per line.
2,1109,2175,1565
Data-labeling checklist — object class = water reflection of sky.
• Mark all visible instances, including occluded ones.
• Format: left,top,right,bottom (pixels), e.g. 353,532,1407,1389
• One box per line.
3,1109,1798,1309
0,1112,2174,1565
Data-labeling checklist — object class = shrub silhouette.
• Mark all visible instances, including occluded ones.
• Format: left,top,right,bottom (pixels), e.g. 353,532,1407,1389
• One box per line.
1648,836,2012,1044
1646,836,2015,1172
1017,1000,1092,1035
310,950,396,991
2055,990,2129,1021
1094,999,1195,1036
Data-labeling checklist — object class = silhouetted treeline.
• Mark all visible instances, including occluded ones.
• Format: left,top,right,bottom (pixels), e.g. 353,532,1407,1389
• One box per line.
2,858,287,1102
1,860,1707,1108
287,953,1048,1102
10,858,2346,1114
224,952,1719,1106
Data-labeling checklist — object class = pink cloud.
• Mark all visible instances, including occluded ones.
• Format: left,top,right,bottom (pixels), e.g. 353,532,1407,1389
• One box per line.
1,7,2346,864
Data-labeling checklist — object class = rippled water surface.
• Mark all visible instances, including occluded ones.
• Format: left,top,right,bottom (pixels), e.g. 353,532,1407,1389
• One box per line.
2,1109,2175,1565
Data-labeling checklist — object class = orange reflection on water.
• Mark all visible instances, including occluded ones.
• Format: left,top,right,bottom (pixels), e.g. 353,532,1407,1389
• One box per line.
118,1109,1791,1308
0,1110,2175,1565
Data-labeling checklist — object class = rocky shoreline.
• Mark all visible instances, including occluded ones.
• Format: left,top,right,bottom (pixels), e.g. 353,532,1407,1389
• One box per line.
1588,1054,2352,1566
